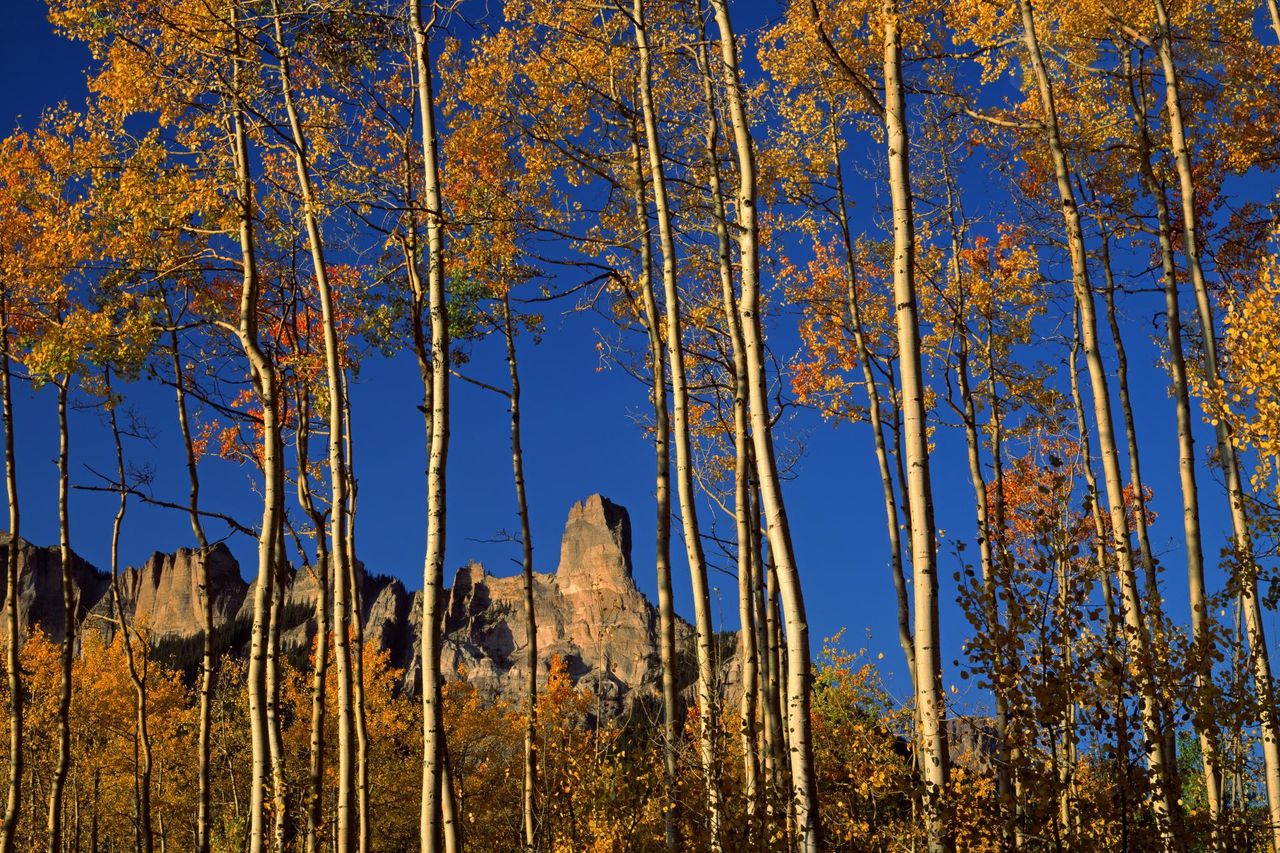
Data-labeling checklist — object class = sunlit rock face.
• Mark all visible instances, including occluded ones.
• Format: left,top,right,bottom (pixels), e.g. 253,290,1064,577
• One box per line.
102,544,246,639
2,495,727,718
431,495,673,718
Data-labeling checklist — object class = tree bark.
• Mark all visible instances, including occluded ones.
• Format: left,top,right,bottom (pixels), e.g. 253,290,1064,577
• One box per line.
1017,1,1183,844
696,14,760,833
342,374,371,853
630,2,723,845
0,294,20,853
628,122,680,852
105,376,154,853
499,295,539,853
1151,4,1280,846
268,9,358,847
229,5,283,847
46,379,75,853
410,4,455,850
882,6,952,849
165,308,214,853
267,532,288,851
1122,48,1223,828
296,389,331,853
708,2,820,847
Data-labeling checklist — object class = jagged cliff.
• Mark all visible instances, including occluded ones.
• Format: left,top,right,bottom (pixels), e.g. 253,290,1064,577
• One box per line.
0,495,700,714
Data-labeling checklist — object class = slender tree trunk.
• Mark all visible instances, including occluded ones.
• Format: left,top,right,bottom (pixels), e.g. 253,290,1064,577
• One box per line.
342,375,371,853
631,2,722,845
296,391,331,853
166,310,214,853
268,11,357,847
938,138,1016,836
882,7,952,849
1018,2,1183,845
410,5,454,849
1069,299,1134,844
695,17,760,834
1122,50,1223,829
628,123,680,852
708,2,820,847
829,122,916,694
105,376,153,853
229,5,283,847
499,295,539,853
983,308,1024,846
752,476,787,822
1096,216,1185,807
46,379,75,853
0,295,20,853
1151,4,1280,846
267,534,287,851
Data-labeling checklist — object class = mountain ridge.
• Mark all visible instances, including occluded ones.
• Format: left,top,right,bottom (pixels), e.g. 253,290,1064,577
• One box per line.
0,494,712,715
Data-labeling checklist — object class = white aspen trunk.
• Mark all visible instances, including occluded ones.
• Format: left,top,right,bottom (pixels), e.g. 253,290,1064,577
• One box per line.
0,294,21,853
1122,53,1223,826
1151,4,1280,846
708,2,820,847
296,398,330,853
1097,220,1183,799
944,222,1013,828
1018,2,1183,845
696,17,761,832
268,10,357,847
229,5,283,847
501,296,539,853
105,379,154,853
342,378,371,853
165,312,214,853
830,124,916,692
410,5,454,850
882,7,952,850
630,2,722,845
628,127,680,851
1068,300,1133,841
267,534,288,850
46,379,74,853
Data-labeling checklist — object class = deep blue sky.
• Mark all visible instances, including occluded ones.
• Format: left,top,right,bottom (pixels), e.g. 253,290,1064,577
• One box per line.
2,0,1273,711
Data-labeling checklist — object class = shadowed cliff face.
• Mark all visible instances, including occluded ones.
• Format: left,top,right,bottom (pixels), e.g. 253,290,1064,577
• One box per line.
0,495,713,716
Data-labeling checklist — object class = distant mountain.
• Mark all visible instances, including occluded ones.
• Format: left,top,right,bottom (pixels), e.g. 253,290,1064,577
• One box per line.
0,494,721,717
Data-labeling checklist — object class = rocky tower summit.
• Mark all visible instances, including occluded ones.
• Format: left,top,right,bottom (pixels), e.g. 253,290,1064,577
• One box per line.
0,495,697,714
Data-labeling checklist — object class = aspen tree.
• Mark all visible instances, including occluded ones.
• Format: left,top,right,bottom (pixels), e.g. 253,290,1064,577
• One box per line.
628,0,723,844
267,531,288,850
0,290,19,853
268,5,358,845
343,379,371,853
293,385,331,853
880,5,952,848
627,122,681,852
1149,2,1280,844
163,305,216,853
1120,42,1224,828
1015,1,1183,844
227,4,285,848
103,371,154,853
709,1,820,845
409,2,456,849
45,375,74,853
498,293,540,853
695,10,761,830
936,138,1013,832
